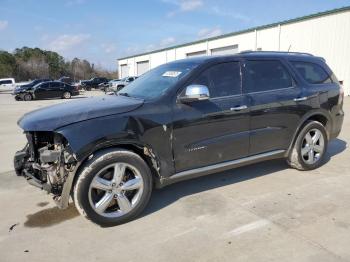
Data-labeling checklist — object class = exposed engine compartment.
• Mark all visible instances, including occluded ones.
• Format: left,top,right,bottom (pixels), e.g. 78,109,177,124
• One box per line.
14,131,77,208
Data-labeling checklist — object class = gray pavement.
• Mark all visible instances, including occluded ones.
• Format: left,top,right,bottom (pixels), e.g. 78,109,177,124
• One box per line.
0,91,349,262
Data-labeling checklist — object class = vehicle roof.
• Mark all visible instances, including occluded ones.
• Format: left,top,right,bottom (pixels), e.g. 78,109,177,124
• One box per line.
38,80,61,83
171,51,324,65
0,78,15,81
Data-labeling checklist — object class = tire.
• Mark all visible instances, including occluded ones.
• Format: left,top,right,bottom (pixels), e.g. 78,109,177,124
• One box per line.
73,149,153,227
62,91,71,99
23,93,33,101
287,121,328,170
117,85,124,91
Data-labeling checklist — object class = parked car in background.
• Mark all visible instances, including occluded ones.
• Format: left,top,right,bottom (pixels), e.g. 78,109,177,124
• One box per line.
81,77,109,91
13,52,344,226
13,79,51,97
109,76,138,92
72,81,83,91
0,78,16,91
58,76,73,84
14,80,79,101
98,80,111,92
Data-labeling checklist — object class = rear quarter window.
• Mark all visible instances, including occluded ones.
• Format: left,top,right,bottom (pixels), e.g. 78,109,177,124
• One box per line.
291,61,332,84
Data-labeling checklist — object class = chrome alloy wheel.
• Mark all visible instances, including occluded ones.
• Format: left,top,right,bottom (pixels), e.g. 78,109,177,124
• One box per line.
88,163,144,218
301,128,325,165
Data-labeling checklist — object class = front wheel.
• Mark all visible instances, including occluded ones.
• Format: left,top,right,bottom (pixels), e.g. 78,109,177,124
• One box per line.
117,85,124,91
73,149,153,227
23,93,33,101
62,91,71,99
287,121,328,170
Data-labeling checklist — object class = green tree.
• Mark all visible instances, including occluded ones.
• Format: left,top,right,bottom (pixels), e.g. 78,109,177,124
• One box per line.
0,50,16,78
1,46,118,81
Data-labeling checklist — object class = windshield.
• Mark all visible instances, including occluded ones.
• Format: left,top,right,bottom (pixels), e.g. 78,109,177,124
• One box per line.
118,61,199,99
31,80,41,85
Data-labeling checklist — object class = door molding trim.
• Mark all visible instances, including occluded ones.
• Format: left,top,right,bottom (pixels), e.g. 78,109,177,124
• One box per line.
159,150,285,187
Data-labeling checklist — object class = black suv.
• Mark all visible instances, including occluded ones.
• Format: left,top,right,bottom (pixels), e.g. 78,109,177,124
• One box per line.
14,52,344,226
81,77,109,91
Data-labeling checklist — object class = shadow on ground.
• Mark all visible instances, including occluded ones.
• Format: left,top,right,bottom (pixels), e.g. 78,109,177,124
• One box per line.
142,138,347,217
24,204,79,228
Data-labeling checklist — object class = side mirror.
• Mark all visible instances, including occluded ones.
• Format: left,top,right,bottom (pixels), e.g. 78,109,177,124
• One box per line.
179,85,210,103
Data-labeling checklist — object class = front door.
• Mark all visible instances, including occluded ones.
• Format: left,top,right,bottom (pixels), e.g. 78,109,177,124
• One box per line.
172,61,250,172
34,82,50,99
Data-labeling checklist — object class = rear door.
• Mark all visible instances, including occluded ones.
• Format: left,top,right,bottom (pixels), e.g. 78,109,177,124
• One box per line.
172,60,250,172
48,82,63,98
242,58,306,155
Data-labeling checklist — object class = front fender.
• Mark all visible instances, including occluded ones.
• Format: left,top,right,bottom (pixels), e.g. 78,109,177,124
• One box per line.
55,113,175,178
56,115,134,160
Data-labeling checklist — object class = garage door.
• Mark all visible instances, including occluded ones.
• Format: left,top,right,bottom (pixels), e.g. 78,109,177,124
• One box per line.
120,64,128,78
137,61,149,76
211,45,239,56
186,50,207,58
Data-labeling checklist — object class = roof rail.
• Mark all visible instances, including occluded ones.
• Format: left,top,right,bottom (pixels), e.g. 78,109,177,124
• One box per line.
239,51,314,56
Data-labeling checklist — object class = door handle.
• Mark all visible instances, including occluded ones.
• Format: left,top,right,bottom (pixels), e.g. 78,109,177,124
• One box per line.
230,105,248,111
294,97,308,102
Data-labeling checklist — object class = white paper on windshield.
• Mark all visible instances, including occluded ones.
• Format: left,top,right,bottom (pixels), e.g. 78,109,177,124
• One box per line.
162,71,182,77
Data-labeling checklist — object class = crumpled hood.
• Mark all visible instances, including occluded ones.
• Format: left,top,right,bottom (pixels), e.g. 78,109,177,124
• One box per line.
18,95,144,131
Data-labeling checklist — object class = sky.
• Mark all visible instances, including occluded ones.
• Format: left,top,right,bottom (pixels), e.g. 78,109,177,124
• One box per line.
0,0,350,70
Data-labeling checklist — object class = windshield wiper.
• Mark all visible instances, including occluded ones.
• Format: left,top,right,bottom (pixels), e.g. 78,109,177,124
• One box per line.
118,92,130,97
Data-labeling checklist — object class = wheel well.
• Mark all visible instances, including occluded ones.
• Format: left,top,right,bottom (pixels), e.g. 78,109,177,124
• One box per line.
305,114,331,138
73,144,160,189
287,113,330,156
307,114,328,127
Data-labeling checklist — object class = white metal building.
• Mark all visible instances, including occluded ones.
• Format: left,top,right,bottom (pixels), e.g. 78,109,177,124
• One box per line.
118,6,350,95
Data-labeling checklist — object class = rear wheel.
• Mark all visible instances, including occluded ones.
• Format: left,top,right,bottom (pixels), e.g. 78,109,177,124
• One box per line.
287,121,328,170
73,149,153,227
62,91,71,99
23,93,33,101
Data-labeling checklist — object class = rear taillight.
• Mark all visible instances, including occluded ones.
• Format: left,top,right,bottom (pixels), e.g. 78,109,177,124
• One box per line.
339,83,344,105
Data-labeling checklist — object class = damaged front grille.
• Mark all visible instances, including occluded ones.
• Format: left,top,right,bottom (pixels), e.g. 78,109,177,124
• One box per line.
14,131,77,199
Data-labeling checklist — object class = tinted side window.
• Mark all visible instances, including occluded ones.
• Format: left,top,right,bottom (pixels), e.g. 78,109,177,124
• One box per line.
291,61,332,84
0,80,12,85
244,60,293,93
50,82,62,88
40,83,49,88
191,62,241,98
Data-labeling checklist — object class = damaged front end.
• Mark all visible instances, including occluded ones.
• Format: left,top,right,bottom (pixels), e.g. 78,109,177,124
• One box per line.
14,132,78,209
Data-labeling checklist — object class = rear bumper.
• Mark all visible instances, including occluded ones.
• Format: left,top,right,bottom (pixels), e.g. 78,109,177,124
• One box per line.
330,109,344,139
